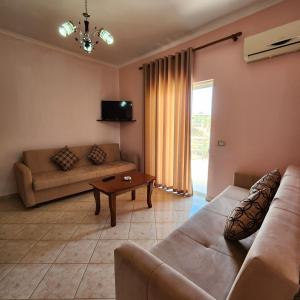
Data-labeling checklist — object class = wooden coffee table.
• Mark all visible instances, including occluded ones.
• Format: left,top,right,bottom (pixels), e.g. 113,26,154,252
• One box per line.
89,170,155,227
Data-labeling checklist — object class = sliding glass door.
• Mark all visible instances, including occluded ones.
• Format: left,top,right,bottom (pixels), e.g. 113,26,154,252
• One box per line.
191,80,213,197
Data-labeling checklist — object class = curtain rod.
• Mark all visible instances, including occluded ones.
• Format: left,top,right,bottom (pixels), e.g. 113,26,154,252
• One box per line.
138,31,242,70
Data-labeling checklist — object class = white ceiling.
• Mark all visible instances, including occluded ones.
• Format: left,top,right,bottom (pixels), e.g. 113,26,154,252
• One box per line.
0,0,281,66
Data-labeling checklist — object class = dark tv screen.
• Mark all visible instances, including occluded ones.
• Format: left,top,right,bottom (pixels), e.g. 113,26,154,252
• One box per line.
101,100,133,121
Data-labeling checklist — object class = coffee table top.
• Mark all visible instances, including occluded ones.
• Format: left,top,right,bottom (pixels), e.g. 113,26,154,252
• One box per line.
89,170,155,194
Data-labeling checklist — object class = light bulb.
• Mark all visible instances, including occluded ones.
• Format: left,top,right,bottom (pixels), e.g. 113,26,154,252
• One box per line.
98,29,114,45
58,21,76,37
83,37,93,53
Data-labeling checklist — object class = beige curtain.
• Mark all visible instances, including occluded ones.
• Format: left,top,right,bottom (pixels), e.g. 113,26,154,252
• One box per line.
143,48,193,195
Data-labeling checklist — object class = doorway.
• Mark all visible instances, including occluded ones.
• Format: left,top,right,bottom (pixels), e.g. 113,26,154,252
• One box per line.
191,80,213,197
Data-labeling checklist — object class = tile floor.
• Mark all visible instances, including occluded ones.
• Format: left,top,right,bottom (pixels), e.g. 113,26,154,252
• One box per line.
0,187,207,299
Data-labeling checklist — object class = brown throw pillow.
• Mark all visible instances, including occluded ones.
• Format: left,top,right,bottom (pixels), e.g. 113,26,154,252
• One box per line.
224,189,272,241
51,146,79,171
88,145,106,165
250,169,281,198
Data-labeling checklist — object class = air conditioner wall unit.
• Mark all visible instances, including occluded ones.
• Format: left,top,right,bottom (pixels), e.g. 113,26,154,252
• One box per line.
244,19,300,63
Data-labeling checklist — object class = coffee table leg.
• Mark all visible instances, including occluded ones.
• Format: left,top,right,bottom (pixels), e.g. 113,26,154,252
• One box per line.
94,189,101,215
147,181,154,208
131,190,136,201
109,194,117,227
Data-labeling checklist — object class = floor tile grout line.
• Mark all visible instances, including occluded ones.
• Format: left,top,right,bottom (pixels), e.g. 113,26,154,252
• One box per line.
24,205,99,296
33,223,53,242
0,263,17,284
0,223,25,239
27,262,52,299
89,229,104,262
72,264,91,299
19,233,69,264
127,200,134,240
41,224,79,242
154,217,158,241
73,227,104,299
51,237,70,264
10,239,39,265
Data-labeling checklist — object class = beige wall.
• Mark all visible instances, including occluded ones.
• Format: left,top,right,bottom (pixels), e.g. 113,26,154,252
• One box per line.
119,0,300,199
0,32,120,196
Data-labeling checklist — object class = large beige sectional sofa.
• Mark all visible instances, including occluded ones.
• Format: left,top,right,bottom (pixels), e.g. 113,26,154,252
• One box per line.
115,165,300,300
14,143,138,207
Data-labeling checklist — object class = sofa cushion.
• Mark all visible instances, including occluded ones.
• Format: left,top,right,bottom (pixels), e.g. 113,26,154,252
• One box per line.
151,230,243,300
32,161,137,191
23,143,121,173
68,161,136,185
88,145,107,165
282,165,300,178
227,207,300,300
23,148,59,173
69,145,94,168
220,185,250,201
271,165,300,217
100,144,121,162
203,186,249,217
67,166,99,185
178,208,256,261
224,189,271,241
33,171,69,191
51,147,79,171
97,161,136,177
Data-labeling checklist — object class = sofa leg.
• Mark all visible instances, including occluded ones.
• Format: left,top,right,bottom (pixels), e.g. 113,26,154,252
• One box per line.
94,189,101,215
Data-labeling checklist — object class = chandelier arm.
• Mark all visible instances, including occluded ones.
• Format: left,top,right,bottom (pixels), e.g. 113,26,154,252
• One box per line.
77,22,82,34
74,22,82,43
92,30,100,39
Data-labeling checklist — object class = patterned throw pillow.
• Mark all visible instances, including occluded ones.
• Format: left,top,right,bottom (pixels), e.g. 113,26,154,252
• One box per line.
224,189,272,241
88,145,106,165
250,169,281,198
51,146,79,171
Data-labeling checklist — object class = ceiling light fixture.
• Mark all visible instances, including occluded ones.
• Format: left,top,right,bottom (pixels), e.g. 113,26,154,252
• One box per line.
58,0,114,54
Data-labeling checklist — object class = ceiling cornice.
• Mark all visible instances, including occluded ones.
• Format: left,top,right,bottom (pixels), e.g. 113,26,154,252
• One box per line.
118,0,284,68
0,27,118,69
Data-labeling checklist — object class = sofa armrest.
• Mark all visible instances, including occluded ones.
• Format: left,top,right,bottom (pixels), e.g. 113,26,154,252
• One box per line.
115,242,215,300
14,162,35,207
120,151,139,170
233,172,260,190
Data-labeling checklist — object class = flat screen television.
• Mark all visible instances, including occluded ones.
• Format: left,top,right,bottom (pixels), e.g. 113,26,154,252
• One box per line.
101,100,133,121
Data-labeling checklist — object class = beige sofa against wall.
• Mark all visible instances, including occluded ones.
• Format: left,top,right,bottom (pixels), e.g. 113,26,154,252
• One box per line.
14,143,138,207
115,165,300,300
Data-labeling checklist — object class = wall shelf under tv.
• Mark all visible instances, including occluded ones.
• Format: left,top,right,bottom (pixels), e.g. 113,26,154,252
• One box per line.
97,119,136,122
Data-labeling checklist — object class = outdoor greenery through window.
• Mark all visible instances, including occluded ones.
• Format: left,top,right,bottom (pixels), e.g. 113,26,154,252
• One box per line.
191,80,213,196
